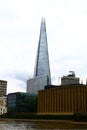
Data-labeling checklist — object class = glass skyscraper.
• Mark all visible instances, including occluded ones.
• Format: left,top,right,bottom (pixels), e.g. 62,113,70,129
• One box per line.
27,18,51,94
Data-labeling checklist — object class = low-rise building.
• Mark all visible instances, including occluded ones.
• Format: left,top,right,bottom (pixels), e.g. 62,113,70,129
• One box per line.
7,92,37,113
0,96,7,115
61,71,79,85
38,84,87,115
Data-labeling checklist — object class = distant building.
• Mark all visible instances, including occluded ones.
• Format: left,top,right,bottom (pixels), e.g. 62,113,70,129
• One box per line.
0,80,7,97
38,84,87,115
0,96,7,115
61,71,79,85
7,92,37,113
27,18,51,95
27,76,49,94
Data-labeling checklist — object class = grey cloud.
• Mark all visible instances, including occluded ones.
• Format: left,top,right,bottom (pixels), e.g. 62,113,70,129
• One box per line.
13,72,30,83
0,71,30,83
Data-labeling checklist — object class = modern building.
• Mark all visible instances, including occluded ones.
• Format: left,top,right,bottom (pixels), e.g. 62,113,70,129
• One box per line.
0,96,7,115
7,92,37,113
61,71,80,85
0,80,7,97
38,84,87,115
27,76,49,94
27,18,51,94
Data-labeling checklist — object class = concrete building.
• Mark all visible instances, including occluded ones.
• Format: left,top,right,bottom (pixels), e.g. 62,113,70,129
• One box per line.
0,80,7,97
38,84,87,115
61,71,79,85
27,18,51,94
0,96,7,115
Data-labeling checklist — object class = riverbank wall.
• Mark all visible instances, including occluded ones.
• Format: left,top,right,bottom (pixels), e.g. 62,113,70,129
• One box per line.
1,112,87,122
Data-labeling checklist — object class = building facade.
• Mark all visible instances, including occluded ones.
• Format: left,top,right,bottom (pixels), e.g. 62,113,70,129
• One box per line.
38,84,87,115
27,76,49,94
33,18,51,83
0,96,7,115
7,92,37,113
61,71,79,85
27,18,51,94
0,80,7,97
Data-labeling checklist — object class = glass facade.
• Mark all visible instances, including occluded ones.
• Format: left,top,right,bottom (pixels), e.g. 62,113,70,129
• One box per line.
34,18,51,84
27,76,49,94
7,92,37,113
27,18,51,94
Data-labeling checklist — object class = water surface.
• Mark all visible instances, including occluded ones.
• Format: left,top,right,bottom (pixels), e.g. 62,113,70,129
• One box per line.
0,120,87,129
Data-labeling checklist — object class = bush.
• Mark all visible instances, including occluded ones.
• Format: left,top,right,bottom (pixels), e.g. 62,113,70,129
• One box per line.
73,113,87,122
0,113,73,120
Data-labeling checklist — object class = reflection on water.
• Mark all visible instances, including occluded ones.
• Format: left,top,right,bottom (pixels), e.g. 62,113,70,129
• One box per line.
0,120,87,129
0,121,34,130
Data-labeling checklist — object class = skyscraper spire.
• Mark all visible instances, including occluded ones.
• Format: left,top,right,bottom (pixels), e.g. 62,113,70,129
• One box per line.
27,18,51,94
34,18,51,84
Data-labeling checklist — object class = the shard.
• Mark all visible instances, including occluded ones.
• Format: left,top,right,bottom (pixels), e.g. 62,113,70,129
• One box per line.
34,18,51,83
27,18,51,94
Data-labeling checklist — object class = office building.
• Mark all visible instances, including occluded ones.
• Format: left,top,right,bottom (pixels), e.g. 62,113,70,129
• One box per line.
61,71,80,85
38,84,87,115
0,80,7,97
27,18,51,94
7,92,37,113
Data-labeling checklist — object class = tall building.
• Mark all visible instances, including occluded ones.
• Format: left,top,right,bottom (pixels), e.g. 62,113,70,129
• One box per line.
27,18,51,94
34,18,51,84
0,80,7,97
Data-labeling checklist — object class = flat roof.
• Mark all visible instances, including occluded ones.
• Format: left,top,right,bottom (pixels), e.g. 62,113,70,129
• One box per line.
45,84,87,89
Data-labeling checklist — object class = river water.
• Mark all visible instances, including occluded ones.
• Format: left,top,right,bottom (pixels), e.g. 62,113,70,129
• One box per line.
0,120,87,129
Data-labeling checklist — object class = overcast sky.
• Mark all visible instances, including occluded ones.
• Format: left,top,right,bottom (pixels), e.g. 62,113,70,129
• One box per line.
0,0,87,94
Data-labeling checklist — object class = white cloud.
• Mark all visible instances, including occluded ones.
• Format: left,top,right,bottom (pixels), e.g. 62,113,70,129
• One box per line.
7,78,26,94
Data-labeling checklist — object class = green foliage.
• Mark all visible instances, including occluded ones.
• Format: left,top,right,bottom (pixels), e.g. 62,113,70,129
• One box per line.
30,96,37,112
73,113,87,122
0,113,73,120
1,112,87,121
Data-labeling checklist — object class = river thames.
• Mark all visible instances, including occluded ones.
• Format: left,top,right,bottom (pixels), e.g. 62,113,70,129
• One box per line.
0,120,87,129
